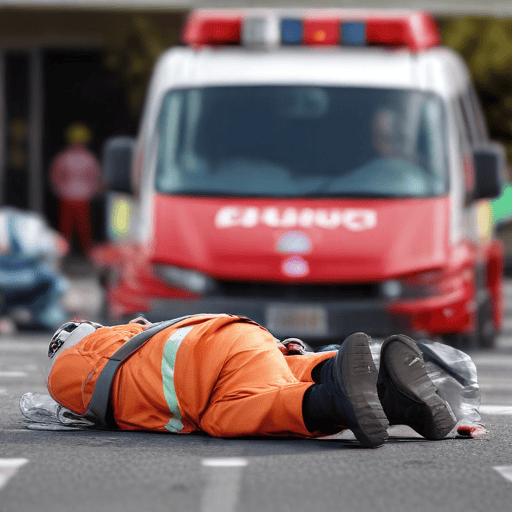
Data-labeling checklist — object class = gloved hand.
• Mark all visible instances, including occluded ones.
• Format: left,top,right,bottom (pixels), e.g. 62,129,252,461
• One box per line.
280,337,310,355
129,316,153,329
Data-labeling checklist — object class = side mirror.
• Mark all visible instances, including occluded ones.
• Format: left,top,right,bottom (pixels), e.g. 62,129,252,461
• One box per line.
473,142,506,200
102,136,136,194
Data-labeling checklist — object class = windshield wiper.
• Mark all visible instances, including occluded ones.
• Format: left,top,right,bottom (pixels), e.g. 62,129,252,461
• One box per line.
299,192,413,199
162,190,429,199
164,190,272,198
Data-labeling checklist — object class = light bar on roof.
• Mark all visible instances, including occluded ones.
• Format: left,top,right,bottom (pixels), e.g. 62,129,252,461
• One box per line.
181,9,441,51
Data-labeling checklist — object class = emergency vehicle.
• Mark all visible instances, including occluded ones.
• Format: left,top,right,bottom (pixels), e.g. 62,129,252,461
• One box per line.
97,8,505,348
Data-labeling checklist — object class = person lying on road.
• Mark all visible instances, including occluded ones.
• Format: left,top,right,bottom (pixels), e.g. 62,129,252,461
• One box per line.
46,314,457,448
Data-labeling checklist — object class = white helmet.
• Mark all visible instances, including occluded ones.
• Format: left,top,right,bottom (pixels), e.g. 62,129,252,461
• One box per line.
48,320,103,359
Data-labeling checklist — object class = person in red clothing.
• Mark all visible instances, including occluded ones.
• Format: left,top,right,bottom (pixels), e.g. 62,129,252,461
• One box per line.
46,314,457,447
49,123,103,256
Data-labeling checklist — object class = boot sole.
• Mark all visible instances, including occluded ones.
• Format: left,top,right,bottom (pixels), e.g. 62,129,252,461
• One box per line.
380,335,457,440
335,333,389,447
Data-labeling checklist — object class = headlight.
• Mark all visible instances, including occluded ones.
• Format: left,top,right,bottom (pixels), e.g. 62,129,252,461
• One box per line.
380,270,449,299
380,280,403,299
154,265,216,295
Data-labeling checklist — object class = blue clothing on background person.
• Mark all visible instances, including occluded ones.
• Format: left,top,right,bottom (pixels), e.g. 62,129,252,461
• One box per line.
0,208,69,330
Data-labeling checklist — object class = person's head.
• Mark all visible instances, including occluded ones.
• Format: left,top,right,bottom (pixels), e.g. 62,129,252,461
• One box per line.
64,122,93,146
371,108,406,159
48,320,103,366
47,316,151,363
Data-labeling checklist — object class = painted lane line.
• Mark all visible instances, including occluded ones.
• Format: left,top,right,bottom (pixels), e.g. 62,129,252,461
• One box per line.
0,341,47,352
494,466,512,483
472,360,512,367
471,355,512,366
202,458,248,467
201,458,248,512
0,459,28,490
479,383,512,390
480,405,512,415
0,371,27,378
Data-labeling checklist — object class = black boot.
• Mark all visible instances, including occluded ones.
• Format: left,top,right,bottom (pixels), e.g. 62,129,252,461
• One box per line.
377,334,457,440
303,332,389,447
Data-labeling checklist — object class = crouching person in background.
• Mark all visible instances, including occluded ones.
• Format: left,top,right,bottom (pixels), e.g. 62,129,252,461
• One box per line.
0,207,69,332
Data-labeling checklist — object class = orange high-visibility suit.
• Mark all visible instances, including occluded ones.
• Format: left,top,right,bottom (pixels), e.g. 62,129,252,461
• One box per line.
47,314,336,437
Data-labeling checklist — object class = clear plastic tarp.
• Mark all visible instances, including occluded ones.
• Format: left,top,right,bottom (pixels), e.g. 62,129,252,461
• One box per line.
369,338,486,438
19,392,95,431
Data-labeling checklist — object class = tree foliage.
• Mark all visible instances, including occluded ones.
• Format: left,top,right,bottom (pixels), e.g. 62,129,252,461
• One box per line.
439,17,512,174
101,12,186,119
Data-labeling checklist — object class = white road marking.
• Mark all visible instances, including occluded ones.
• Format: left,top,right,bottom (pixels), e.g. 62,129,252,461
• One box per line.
471,355,512,366
479,381,512,389
0,459,28,489
0,340,47,352
0,371,27,378
494,466,512,482
480,405,512,415
202,458,248,467
201,458,248,512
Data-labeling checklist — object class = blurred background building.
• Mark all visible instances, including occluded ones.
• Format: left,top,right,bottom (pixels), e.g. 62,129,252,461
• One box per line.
0,0,511,259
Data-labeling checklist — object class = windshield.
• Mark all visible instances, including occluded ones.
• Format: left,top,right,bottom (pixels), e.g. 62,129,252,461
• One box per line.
155,86,448,198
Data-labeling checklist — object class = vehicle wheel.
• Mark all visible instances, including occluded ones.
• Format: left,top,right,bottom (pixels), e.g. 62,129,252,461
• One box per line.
477,292,496,349
441,331,476,351
99,269,116,325
442,291,496,350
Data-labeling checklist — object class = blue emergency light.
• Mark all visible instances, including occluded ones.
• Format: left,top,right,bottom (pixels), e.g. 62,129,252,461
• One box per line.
281,19,303,45
342,22,366,46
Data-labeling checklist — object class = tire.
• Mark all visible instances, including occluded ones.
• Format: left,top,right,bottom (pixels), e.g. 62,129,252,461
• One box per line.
441,331,477,351
98,269,116,325
476,291,496,349
442,290,496,350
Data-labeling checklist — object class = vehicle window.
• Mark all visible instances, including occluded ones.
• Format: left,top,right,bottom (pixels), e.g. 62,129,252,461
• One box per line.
459,88,489,146
467,84,489,141
155,86,448,198
458,97,476,146
452,99,476,195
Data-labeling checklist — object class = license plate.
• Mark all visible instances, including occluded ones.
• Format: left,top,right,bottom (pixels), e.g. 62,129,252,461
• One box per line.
265,305,328,337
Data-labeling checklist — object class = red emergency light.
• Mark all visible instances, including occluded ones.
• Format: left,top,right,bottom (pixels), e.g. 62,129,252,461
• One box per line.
303,19,341,46
181,10,441,51
182,12,242,47
366,14,440,51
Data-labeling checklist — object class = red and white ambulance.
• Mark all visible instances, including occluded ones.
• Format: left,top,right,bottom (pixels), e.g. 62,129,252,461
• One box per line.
97,8,505,348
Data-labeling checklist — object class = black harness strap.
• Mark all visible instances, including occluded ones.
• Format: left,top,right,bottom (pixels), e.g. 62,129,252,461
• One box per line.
84,315,196,429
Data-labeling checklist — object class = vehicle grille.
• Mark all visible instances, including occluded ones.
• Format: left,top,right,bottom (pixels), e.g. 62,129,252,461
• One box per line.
214,281,381,301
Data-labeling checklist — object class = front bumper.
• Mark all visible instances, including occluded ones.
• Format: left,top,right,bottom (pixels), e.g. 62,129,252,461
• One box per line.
108,269,476,345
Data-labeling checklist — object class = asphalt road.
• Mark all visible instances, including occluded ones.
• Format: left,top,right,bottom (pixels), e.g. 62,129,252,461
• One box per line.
1,282,512,512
